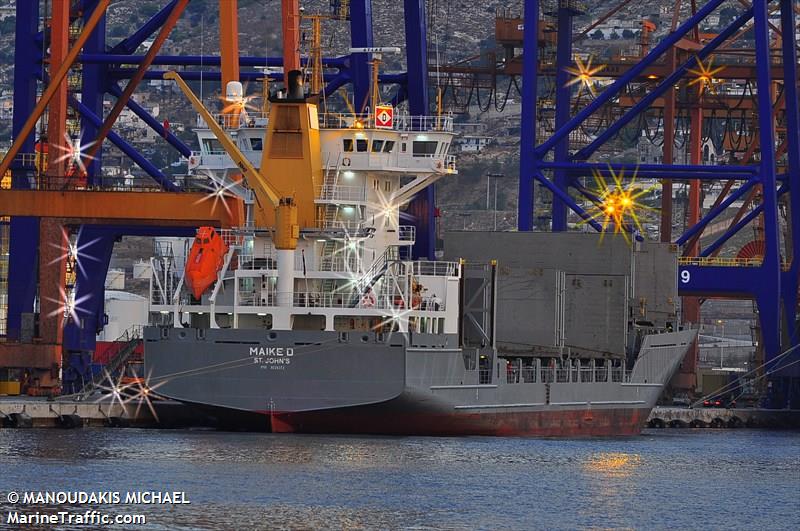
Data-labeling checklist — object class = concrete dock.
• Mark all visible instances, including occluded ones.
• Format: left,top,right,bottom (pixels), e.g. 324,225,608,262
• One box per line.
0,396,212,428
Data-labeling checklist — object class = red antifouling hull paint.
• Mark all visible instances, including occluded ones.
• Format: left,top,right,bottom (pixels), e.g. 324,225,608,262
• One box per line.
267,407,649,437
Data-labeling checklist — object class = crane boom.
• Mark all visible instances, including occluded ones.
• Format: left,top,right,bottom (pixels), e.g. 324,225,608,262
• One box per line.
164,71,299,252
163,71,282,209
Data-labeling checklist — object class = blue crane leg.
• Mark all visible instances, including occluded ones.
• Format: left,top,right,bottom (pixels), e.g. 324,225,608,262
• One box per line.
752,0,783,405
404,0,435,259
6,1,40,340
779,0,800,351
551,5,574,232
349,0,374,114
81,0,107,182
517,0,539,231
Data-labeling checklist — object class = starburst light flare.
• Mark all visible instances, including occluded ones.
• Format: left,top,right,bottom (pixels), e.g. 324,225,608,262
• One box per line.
123,367,169,423
52,132,96,176
47,227,103,279
687,57,725,96
219,83,259,121
578,165,659,245
564,56,607,97
45,284,93,327
193,171,240,217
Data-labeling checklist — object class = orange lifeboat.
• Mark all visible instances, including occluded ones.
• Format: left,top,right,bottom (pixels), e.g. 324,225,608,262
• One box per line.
185,227,229,300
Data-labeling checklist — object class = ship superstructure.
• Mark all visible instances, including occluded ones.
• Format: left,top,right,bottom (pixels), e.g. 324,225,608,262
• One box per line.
142,74,695,436
152,75,458,336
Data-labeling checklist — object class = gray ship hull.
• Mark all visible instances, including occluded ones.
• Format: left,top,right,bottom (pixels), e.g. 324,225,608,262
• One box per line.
144,327,695,436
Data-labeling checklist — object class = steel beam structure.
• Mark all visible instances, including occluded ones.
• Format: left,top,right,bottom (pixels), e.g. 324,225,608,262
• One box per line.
219,0,240,89
349,0,374,113
518,0,538,231
404,0,435,260
550,3,575,231
84,0,189,164
519,0,798,405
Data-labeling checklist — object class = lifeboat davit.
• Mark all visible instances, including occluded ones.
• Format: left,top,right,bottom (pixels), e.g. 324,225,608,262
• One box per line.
185,227,229,300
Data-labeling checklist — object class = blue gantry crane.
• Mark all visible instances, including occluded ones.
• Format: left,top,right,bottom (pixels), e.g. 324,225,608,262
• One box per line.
0,0,797,409
517,0,799,408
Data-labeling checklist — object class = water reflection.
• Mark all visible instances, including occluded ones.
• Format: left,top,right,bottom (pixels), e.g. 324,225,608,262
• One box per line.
0,430,797,530
583,452,642,479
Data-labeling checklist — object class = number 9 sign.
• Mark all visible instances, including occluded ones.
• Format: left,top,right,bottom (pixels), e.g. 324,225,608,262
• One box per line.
680,269,691,284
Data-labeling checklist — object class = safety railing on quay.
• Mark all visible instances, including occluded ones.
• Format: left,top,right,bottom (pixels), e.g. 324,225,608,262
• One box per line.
678,256,763,267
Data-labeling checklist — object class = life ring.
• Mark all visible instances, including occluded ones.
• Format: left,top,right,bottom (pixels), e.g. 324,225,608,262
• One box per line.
342,157,351,167
361,291,376,308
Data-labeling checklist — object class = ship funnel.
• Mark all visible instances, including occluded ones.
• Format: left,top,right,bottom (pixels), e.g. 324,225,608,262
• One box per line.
286,70,305,100
226,81,244,101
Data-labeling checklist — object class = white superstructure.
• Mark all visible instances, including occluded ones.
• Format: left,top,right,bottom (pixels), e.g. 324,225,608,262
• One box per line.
150,109,462,337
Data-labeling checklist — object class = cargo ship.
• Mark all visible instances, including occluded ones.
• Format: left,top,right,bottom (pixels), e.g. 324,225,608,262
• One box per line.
142,69,695,437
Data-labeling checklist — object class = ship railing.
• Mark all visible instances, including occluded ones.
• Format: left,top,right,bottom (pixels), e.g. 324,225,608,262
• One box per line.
397,225,416,242
478,368,492,385
314,218,367,231
236,291,275,306
236,253,363,274
507,367,539,384
234,289,394,309
237,254,277,270
412,297,446,311
318,112,454,132
409,260,459,277
216,229,248,248
594,368,608,383
196,112,269,129
315,184,367,202
292,291,392,310
580,367,593,383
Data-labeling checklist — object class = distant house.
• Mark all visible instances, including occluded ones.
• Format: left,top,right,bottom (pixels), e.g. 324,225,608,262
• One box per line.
457,135,493,153
637,131,724,165
453,122,487,136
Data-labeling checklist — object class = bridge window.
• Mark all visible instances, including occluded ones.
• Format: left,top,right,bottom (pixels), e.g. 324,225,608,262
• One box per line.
202,138,224,154
412,141,438,157
343,139,353,152
371,139,384,152
383,140,395,153
250,138,263,151
356,139,368,152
